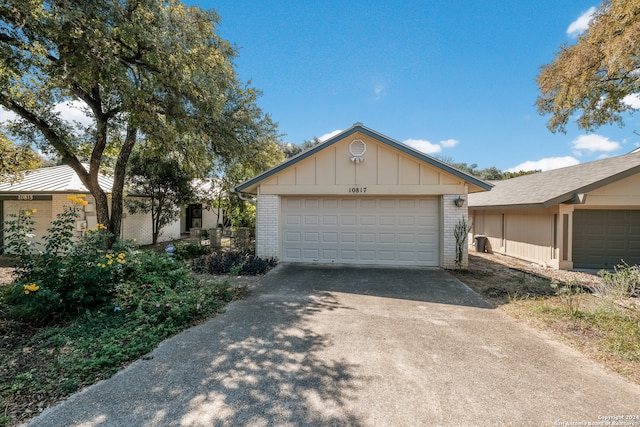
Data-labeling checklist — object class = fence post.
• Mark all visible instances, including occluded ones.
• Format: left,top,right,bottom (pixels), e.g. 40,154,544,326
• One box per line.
236,227,252,251
210,228,222,249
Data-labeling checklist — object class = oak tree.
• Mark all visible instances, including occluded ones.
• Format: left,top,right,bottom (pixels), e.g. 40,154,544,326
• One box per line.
0,131,42,183
537,0,640,132
0,0,277,243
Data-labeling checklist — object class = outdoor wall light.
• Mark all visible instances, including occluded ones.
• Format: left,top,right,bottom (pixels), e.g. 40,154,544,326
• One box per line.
453,196,465,207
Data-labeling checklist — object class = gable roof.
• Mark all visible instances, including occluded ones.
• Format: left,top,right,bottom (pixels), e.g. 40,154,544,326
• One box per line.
0,164,113,193
236,123,492,193
469,151,640,209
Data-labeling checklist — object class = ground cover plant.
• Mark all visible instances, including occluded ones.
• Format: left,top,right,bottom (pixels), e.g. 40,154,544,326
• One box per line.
0,199,259,426
450,254,640,385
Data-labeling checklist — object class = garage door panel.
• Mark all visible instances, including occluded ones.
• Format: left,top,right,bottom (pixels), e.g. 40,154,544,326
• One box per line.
281,197,439,266
304,215,319,225
341,216,357,225
340,249,357,260
360,250,376,260
399,234,415,244
361,199,376,209
304,232,319,242
305,199,320,209
379,233,395,244
285,232,301,243
360,233,376,243
379,251,395,261
379,216,395,226
322,249,338,259
379,199,395,209
323,215,338,225
360,215,376,226
573,210,640,268
323,199,338,209
323,232,338,243
341,200,357,209
303,249,319,260
398,216,415,226
285,248,302,259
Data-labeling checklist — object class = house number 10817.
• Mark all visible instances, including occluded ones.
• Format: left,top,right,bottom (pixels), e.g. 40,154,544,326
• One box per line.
348,187,367,193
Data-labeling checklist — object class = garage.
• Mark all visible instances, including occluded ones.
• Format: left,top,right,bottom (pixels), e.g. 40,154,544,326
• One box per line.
573,210,640,269
281,196,440,266
236,123,491,269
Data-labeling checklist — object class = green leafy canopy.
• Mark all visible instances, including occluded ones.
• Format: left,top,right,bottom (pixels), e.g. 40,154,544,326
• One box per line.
0,0,278,242
537,0,640,133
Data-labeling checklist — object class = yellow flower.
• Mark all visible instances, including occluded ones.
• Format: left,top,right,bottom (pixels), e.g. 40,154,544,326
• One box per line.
132,238,137,242
24,210,31,216
32,209,37,213
23,283,39,294
105,253,114,259
118,253,125,259
107,260,113,266
67,194,89,206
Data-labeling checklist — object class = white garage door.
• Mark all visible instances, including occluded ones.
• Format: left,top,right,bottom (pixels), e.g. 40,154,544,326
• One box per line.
281,197,440,266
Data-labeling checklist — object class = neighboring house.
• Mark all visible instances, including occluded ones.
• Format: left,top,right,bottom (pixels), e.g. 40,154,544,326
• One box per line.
181,179,224,235
469,151,640,270
0,164,223,248
236,123,492,268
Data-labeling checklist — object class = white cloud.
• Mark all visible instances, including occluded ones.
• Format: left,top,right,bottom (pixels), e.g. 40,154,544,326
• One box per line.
440,139,459,148
53,100,94,127
403,139,442,154
0,107,17,123
506,156,580,173
318,129,343,142
403,138,460,154
1,101,94,127
567,6,597,37
571,134,620,155
623,93,640,109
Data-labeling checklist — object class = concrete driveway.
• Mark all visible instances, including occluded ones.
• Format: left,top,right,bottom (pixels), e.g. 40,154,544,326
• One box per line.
28,264,640,426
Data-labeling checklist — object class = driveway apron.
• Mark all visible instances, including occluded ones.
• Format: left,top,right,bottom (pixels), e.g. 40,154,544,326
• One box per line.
28,264,640,426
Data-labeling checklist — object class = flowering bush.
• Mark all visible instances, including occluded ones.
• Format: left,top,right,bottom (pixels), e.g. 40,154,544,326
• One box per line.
1,197,137,322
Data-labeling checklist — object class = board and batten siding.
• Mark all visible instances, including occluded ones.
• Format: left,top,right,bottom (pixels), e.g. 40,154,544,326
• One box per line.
258,132,468,196
471,208,559,267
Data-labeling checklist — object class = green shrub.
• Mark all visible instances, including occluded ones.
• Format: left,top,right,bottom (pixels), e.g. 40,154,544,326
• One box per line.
597,262,640,298
1,198,137,322
173,241,211,260
192,250,277,276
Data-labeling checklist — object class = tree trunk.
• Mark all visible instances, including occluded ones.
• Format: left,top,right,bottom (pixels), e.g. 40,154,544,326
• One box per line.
109,125,138,245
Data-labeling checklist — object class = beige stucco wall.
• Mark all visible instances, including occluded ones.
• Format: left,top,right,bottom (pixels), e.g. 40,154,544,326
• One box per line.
258,132,468,196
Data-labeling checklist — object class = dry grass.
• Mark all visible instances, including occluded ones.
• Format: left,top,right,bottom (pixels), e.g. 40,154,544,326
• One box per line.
450,253,640,385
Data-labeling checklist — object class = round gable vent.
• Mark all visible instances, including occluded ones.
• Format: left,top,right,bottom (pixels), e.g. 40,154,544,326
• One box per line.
349,139,366,163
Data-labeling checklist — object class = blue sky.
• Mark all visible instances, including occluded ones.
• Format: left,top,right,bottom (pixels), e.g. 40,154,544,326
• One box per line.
196,0,640,172
2,1,637,172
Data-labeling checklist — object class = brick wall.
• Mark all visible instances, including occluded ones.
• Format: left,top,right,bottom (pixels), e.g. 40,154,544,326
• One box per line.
256,194,279,258
442,194,470,269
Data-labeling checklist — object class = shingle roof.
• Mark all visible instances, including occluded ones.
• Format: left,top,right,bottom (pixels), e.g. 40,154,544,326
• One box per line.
469,151,640,208
236,123,493,193
0,164,113,193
